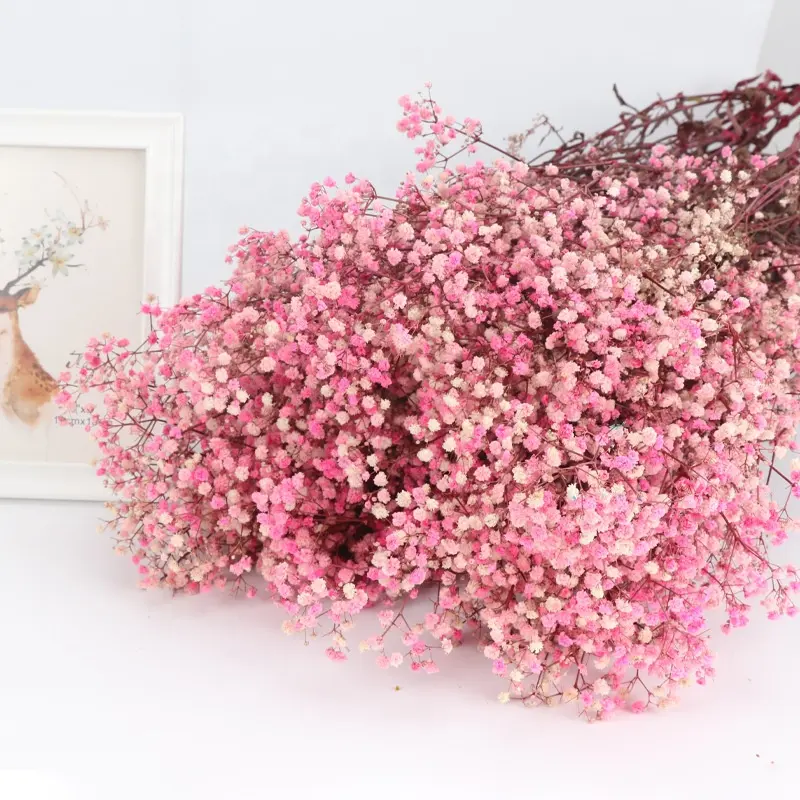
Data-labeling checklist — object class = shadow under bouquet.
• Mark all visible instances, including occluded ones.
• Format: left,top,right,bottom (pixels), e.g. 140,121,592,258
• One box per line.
63,72,800,719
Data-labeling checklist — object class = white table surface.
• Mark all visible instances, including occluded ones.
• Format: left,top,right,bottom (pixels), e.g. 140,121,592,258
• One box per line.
1,498,798,799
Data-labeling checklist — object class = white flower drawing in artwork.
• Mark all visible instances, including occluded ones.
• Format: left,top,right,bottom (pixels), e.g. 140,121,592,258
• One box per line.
0,174,107,427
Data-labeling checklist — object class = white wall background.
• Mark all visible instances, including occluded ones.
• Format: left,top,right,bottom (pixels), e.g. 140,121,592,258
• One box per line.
760,0,800,77
4,3,800,799
0,0,777,294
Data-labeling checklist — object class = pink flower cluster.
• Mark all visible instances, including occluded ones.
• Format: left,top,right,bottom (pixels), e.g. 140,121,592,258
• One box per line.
63,73,800,718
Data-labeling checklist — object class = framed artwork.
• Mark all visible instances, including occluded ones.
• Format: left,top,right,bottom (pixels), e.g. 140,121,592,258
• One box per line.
0,111,183,501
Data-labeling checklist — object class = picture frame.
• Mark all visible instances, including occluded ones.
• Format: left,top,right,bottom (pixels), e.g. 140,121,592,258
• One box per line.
0,110,183,501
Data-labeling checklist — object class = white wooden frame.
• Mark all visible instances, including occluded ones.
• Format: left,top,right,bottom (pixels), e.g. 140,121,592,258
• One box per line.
0,111,183,501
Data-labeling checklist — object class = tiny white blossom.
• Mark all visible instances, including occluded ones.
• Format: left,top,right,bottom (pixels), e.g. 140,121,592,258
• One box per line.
545,446,562,467
614,539,634,556
544,596,563,613
593,678,611,696
528,490,545,509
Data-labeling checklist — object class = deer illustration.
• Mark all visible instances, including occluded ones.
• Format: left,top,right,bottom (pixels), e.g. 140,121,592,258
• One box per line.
0,175,107,428
0,284,58,426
